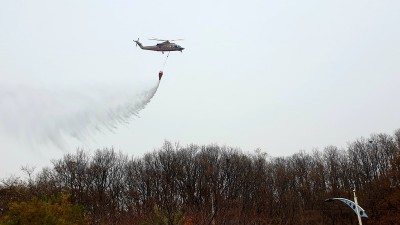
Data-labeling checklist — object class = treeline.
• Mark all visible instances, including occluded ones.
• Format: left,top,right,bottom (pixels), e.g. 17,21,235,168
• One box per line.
1,131,400,225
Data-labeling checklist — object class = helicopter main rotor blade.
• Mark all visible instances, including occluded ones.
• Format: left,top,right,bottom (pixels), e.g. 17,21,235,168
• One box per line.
149,38,184,42
149,38,167,41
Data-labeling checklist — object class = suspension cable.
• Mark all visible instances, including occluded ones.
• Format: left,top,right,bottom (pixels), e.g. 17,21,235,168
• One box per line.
161,51,170,71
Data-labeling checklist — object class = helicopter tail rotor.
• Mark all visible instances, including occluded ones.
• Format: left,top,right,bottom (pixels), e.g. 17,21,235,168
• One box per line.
134,38,144,49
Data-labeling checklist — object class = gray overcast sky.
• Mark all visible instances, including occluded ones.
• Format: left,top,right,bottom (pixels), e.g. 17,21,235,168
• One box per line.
1,0,400,177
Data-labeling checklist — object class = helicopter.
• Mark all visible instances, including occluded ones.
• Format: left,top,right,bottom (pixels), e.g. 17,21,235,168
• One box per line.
134,38,184,54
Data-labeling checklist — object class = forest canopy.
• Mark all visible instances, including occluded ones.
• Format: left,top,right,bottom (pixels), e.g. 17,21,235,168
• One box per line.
1,129,400,225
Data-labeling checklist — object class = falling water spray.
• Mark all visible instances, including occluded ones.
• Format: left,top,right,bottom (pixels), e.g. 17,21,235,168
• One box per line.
0,79,161,148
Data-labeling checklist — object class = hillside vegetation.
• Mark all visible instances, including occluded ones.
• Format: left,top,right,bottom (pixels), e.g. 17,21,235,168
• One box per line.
1,130,400,225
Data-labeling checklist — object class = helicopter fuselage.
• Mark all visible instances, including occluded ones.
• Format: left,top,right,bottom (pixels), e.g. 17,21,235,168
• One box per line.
143,44,184,52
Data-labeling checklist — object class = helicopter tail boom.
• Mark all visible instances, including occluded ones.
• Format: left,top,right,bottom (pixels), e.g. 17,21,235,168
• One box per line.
134,39,144,49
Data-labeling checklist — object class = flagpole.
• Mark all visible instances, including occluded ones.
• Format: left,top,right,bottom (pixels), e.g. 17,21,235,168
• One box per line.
353,188,363,225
